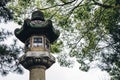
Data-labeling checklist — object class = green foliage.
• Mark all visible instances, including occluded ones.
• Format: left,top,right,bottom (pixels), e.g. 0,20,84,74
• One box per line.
46,0,56,5
0,0,13,22
0,29,12,41
51,40,63,53
0,28,23,75
57,54,74,68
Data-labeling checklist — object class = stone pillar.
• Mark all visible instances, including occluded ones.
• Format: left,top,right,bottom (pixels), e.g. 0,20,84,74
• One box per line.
29,66,46,80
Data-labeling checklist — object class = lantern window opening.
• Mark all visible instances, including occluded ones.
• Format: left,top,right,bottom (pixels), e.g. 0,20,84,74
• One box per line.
25,38,30,49
32,36,43,47
45,38,50,50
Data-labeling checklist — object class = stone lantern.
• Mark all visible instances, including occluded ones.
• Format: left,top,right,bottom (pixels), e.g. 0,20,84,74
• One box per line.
14,10,59,80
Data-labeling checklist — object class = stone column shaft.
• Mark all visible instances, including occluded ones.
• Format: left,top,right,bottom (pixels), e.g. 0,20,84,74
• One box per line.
30,66,46,80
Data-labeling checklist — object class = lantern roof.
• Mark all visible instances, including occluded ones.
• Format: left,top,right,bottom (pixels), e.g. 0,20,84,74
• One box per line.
14,10,60,43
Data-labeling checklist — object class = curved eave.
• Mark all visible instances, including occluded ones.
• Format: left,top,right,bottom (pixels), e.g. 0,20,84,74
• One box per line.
14,25,60,43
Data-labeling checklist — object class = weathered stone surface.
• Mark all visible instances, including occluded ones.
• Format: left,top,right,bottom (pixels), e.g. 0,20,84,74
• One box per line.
30,66,46,80
19,52,55,69
25,51,50,57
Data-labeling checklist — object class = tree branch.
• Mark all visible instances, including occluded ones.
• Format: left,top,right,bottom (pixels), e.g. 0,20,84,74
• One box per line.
69,0,84,14
39,0,77,10
92,0,120,9
49,7,62,19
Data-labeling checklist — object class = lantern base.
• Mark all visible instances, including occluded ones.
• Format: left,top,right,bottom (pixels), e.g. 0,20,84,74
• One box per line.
19,51,55,70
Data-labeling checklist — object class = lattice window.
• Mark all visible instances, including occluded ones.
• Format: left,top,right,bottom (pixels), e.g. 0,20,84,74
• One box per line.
33,37,43,47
